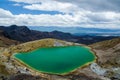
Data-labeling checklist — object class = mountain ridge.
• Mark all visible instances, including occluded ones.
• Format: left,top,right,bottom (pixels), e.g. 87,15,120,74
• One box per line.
0,25,75,42
0,25,118,45
0,29,19,47
28,26,120,34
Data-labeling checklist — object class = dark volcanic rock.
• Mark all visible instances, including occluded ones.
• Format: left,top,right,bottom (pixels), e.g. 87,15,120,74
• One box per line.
9,74,47,80
0,25,31,42
0,25,75,42
0,30,4,36
0,28,19,47
0,25,118,44
75,35,118,45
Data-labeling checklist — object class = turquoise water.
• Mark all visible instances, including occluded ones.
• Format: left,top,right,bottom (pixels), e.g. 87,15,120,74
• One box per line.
14,46,96,74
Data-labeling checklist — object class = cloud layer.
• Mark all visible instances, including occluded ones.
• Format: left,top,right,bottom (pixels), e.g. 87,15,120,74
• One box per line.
0,0,120,29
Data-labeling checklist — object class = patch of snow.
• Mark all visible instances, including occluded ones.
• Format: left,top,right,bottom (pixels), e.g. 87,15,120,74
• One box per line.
112,67,120,73
90,63,107,76
17,67,31,74
54,41,64,46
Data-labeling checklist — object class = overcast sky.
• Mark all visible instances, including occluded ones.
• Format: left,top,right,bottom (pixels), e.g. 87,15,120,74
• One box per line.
0,0,120,29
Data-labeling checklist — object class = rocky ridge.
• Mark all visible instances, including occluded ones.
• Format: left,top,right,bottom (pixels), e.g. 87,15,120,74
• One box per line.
89,38,120,80
0,30,19,47
0,38,120,80
0,25,117,45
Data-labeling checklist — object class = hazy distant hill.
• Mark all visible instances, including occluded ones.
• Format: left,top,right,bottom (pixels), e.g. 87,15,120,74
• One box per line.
29,26,120,35
0,25,75,42
0,25,118,45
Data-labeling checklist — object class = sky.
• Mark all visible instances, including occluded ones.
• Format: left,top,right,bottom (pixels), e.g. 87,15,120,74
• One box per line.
0,0,120,29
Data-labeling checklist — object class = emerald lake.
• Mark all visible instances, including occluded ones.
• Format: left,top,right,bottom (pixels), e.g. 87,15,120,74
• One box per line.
14,46,96,75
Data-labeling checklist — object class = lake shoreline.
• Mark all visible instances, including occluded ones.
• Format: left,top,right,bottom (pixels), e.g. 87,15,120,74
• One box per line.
12,45,97,75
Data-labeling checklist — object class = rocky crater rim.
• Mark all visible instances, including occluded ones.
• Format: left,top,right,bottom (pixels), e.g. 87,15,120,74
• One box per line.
9,39,97,75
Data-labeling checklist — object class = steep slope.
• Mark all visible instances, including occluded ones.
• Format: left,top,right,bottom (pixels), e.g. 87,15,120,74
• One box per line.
0,25,117,45
89,38,120,79
89,37,120,67
0,25,75,42
89,38,120,67
90,37,120,50
0,30,19,47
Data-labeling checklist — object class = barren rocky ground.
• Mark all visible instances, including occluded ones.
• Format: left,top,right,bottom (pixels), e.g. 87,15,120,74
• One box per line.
0,38,120,80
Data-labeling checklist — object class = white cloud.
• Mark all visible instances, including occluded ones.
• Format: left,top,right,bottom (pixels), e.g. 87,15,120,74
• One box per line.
1,0,120,29
58,0,120,12
13,3,21,6
24,1,77,13
10,0,79,13
85,11,120,23
0,8,77,26
0,8,13,18
10,0,120,12
24,2,78,13
0,8,120,29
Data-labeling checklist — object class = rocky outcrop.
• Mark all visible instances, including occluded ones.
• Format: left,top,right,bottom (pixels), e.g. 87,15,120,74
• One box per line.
89,38,120,80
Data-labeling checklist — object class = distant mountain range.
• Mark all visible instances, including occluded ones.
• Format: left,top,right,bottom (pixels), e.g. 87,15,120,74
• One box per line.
0,25,119,45
28,26,120,36
0,25,75,42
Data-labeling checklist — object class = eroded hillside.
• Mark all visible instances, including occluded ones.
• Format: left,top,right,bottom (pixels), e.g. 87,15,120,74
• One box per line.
0,38,120,80
89,38,120,79
0,30,19,47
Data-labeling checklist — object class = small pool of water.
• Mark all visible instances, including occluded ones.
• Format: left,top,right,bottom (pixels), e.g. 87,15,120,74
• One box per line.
14,46,96,75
